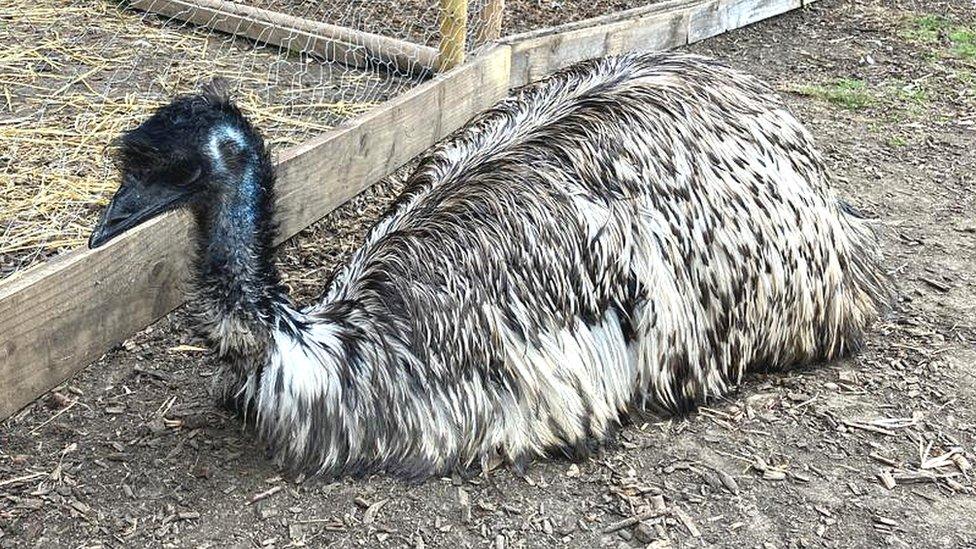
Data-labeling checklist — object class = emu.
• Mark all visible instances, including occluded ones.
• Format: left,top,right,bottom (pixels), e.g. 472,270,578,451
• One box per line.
89,52,891,479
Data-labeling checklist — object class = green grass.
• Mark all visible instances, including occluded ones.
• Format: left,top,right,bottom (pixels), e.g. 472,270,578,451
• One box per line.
793,79,874,110
791,78,937,117
886,135,909,148
949,28,976,60
894,83,929,108
900,14,976,61
899,14,947,43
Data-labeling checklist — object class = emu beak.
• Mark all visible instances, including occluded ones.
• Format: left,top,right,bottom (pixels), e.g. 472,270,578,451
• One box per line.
88,177,194,249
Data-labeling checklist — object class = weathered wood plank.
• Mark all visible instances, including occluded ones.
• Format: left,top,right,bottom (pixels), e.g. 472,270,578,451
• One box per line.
507,0,802,87
0,46,511,420
723,0,801,31
128,0,439,74
687,0,726,42
689,0,801,42
506,1,694,87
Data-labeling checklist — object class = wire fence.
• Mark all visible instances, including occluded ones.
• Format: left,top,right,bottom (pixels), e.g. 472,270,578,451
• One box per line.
0,0,504,279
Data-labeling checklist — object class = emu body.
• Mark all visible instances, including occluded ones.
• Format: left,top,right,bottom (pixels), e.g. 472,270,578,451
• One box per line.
90,53,890,479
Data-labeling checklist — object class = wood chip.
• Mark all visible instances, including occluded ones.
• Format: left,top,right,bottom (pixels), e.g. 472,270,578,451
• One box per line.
874,516,898,527
363,498,388,524
870,452,900,467
946,478,966,491
763,469,786,481
843,420,897,436
791,471,811,483
673,506,701,538
354,496,371,508
952,454,971,473
602,509,667,534
168,344,210,353
920,277,950,293
458,487,471,523
247,485,283,505
716,470,739,494
0,472,46,488
878,471,897,490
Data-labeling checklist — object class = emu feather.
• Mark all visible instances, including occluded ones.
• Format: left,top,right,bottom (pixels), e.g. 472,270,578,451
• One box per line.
90,52,891,479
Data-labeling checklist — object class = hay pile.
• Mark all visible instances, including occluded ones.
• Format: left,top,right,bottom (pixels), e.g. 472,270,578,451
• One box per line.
0,0,412,279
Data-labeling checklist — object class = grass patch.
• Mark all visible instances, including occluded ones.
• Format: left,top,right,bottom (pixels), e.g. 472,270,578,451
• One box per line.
900,14,976,62
791,78,937,116
899,14,947,43
894,82,929,109
949,28,976,60
886,135,908,148
793,79,874,110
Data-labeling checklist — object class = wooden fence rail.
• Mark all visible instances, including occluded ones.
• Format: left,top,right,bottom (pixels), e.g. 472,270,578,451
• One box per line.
127,0,440,74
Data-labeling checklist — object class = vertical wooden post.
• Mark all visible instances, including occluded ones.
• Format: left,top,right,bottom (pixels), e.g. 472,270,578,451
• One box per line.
439,0,468,70
475,0,505,46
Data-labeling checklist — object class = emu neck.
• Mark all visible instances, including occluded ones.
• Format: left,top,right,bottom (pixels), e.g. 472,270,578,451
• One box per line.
194,125,285,355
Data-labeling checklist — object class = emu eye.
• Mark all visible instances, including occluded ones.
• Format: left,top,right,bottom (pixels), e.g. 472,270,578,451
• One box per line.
180,165,203,186
160,164,202,187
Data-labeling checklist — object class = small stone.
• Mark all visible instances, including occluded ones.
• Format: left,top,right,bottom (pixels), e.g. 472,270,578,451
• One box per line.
634,522,657,544
258,507,279,520
557,519,577,536
288,524,305,542
649,494,666,511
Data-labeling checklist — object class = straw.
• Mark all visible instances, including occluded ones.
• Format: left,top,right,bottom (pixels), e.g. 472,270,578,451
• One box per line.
0,0,414,279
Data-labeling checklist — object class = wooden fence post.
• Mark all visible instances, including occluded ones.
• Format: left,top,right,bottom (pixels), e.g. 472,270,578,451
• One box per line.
475,0,505,46
439,0,468,70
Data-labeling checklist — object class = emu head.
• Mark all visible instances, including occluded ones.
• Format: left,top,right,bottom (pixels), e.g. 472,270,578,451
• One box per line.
89,81,261,248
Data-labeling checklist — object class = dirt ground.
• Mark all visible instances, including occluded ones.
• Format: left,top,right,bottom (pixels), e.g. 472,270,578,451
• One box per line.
2,0,976,547
248,0,650,49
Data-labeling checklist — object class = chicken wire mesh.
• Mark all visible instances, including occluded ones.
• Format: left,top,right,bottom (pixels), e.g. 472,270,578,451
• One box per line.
0,0,502,279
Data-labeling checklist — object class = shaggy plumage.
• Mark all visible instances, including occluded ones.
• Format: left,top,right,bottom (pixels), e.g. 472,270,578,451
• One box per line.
91,52,891,480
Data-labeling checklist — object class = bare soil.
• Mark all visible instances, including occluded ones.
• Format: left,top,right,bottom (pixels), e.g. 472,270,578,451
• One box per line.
246,0,652,48
2,0,976,548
